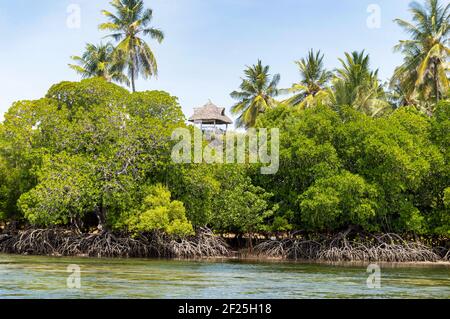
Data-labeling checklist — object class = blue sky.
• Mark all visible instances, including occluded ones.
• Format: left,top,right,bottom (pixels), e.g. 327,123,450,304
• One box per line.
0,0,414,121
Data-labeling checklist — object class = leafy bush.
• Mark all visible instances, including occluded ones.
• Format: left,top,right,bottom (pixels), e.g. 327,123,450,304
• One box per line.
119,184,194,237
299,171,379,231
211,165,276,235
256,102,449,235
18,153,99,226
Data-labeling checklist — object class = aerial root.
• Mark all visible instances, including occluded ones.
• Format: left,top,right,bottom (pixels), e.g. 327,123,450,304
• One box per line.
0,228,446,261
149,227,230,258
254,232,444,262
0,227,230,258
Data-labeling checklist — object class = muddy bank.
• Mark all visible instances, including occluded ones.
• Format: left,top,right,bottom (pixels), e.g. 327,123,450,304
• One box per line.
0,228,448,262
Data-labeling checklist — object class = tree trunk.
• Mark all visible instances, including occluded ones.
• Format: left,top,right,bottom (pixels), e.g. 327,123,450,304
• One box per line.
435,61,440,104
95,204,107,232
72,215,84,234
248,232,253,253
131,66,136,93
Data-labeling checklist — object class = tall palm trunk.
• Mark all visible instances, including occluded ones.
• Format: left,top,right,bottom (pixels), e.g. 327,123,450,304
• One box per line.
130,64,136,93
434,60,440,103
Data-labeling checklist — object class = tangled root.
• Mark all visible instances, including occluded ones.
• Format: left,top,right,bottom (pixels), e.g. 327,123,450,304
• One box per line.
0,228,230,259
255,232,445,262
253,239,322,259
0,229,148,258
167,227,230,258
60,233,150,258
434,246,450,261
445,250,450,261
146,227,230,258
2,229,63,255
1,228,446,262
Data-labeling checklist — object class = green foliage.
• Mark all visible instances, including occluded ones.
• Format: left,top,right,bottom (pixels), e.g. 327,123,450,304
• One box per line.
281,49,333,108
0,152,8,221
397,202,426,234
119,184,194,237
426,100,450,235
1,79,184,232
444,188,450,208
255,104,341,225
256,100,449,235
169,164,220,227
434,187,450,236
18,153,99,226
128,90,185,124
432,100,450,156
69,42,130,86
230,60,280,128
46,77,129,113
299,171,379,232
0,72,449,240
0,98,59,220
270,216,293,233
392,0,449,109
333,106,445,233
332,51,390,117
99,0,164,92
211,165,276,234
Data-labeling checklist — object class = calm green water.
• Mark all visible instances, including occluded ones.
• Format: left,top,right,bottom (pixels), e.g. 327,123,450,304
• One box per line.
0,254,449,299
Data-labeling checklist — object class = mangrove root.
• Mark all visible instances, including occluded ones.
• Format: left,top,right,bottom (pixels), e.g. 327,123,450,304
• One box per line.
254,232,445,262
0,228,230,259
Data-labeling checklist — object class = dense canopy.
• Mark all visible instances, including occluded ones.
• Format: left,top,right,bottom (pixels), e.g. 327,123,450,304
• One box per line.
0,0,448,250
0,78,448,239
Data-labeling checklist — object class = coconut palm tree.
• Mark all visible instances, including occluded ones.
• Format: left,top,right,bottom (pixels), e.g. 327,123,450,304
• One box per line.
332,51,390,117
99,0,164,92
282,49,333,108
388,79,414,108
391,0,449,109
230,60,280,128
69,43,129,86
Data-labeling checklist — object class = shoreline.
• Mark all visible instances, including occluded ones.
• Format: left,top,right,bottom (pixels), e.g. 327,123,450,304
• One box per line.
1,252,450,268
1,228,448,264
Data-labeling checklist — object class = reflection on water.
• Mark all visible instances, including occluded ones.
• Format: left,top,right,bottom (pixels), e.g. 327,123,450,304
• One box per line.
0,254,449,299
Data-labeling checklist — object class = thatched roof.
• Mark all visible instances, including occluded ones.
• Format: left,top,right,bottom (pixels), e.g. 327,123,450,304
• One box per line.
188,101,233,125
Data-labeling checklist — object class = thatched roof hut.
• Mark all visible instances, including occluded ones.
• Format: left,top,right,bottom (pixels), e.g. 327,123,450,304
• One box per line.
188,101,233,126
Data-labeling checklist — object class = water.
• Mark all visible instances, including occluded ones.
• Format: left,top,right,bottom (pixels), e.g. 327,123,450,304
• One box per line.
0,254,448,298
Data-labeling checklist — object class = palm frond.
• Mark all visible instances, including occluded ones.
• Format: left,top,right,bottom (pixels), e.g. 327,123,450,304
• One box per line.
230,61,280,128
392,0,449,108
99,0,164,91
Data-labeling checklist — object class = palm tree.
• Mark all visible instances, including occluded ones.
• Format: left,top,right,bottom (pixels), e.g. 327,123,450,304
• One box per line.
282,49,333,108
69,43,129,86
391,0,449,108
388,79,414,108
230,60,280,128
332,51,390,117
99,0,164,92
